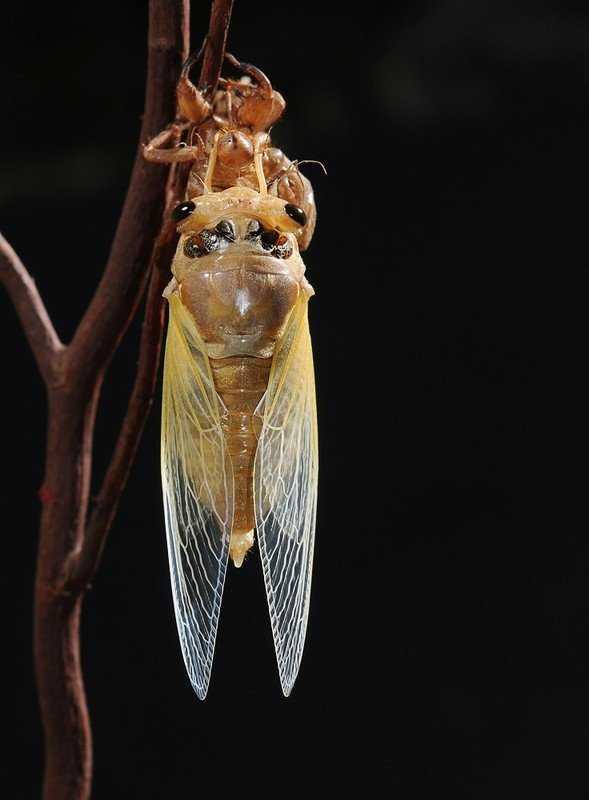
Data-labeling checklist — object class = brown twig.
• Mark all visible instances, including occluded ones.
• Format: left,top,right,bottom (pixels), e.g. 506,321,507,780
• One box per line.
66,3,190,392
0,234,63,383
68,0,235,594
32,4,190,798
70,209,178,592
200,0,235,92
0,1,235,798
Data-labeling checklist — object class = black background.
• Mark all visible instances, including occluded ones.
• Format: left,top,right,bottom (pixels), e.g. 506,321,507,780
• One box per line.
1,1,585,796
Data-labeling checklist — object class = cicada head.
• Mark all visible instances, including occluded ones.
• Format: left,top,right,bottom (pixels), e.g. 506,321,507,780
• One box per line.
170,186,309,284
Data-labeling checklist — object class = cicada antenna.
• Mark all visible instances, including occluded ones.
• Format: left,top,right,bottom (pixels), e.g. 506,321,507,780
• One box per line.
266,159,327,192
295,159,328,176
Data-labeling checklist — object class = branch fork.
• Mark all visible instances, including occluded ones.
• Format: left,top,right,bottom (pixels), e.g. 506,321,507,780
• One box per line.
0,2,235,798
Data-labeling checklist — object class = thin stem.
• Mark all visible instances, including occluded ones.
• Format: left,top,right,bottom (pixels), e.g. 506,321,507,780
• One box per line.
66,0,190,390
70,213,179,591
0,233,63,384
32,4,191,799
199,0,235,92
0,1,237,797
68,0,236,591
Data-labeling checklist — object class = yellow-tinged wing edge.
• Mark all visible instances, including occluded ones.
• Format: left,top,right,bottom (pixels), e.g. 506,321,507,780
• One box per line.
161,292,234,700
254,290,318,696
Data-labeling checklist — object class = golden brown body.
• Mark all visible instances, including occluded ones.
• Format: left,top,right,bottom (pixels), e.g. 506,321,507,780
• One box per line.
156,51,319,697
169,199,310,566
209,355,271,564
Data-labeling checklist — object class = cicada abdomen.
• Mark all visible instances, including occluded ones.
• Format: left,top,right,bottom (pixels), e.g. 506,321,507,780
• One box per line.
151,55,318,699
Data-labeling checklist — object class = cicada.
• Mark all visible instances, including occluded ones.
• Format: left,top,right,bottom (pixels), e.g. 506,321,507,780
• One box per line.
146,52,318,698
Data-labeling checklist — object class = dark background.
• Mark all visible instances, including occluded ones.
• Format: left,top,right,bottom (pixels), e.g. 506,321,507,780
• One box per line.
1,1,585,796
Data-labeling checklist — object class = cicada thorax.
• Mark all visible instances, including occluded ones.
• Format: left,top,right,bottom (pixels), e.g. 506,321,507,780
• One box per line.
169,187,310,567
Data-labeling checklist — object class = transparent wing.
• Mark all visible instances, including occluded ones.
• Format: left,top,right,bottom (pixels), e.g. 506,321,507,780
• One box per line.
254,290,318,696
161,292,233,700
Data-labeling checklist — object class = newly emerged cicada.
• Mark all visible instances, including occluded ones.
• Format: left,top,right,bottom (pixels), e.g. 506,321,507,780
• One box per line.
145,51,319,698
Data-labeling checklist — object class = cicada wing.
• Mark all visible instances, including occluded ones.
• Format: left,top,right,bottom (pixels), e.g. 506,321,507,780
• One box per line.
161,292,233,700
254,290,318,697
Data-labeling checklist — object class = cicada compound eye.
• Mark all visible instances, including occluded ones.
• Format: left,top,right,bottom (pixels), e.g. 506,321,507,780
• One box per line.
172,200,196,222
284,203,307,226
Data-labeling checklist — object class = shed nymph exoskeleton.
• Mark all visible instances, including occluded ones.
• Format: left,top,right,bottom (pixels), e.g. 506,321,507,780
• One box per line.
146,53,319,699
144,50,317,249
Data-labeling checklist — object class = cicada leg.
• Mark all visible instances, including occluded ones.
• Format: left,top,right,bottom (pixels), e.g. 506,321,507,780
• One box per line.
143,123,201,164
224,52,274,98
176,40,213,125
224,52,286,131
144,41,212,165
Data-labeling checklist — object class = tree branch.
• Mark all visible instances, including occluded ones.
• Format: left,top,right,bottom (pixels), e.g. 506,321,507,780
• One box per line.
2,1,238,795
67,0,236,592
65,0,236,594
199,0,235,92
0,233,63,384
66,0,190,390
69,214,178,591
30,4,192,799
